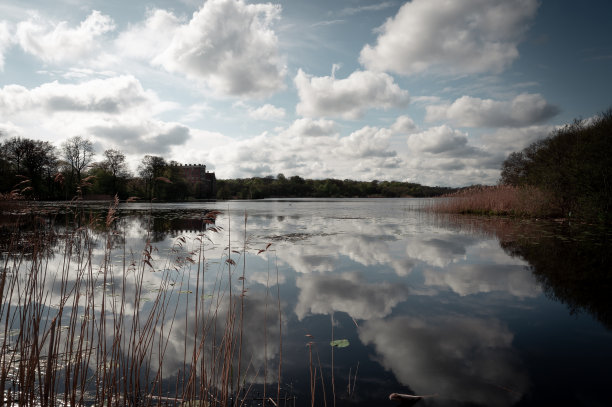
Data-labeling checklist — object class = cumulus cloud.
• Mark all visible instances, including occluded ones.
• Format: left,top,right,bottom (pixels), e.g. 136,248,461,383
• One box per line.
89,120,190,154
407,125,474,155
360,0,539,76
294,69,409,119
426,93,559,127
480,124,555,155
390,115,416,134
0,75,155,116
338,126,395,158
249,104,286,120
205,118,404,180
0,75,196,160
115,9,181,60
359,315,529,405
280,117,337,137
153,0,286,97
295,272,408,320
15,10,115,65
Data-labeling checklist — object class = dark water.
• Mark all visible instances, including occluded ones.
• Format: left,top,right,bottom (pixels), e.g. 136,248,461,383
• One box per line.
2,198,611,406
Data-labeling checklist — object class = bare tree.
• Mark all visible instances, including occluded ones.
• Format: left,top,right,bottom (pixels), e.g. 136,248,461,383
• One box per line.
62,136,94,183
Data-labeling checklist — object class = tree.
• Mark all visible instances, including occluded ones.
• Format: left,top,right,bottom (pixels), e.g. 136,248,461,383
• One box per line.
102,149,129,195
62,136,94,185
138,155,167,200
499,109,612,221
0,137,58,198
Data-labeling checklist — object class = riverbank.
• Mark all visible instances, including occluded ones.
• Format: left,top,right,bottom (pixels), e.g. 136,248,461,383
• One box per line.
429,185,560,218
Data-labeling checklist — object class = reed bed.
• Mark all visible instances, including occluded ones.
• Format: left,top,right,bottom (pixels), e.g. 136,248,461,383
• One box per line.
0,198,284,406
429,185,557,218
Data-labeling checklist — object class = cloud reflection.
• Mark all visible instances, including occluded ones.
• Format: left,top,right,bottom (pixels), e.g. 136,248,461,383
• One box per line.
424,264,540,298
295,272,408,320
359,315,529,406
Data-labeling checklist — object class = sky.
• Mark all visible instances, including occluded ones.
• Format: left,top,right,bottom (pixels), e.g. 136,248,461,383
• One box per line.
0,0,611,186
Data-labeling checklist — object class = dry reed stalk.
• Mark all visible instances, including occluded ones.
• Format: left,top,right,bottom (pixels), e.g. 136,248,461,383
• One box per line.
0,201,278,407
430,185,556,218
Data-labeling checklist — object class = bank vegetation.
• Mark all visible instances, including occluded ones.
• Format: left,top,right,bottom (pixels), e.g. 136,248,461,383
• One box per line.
433,109,612,223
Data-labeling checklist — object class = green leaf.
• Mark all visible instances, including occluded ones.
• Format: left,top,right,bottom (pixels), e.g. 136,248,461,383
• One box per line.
330,339,350,348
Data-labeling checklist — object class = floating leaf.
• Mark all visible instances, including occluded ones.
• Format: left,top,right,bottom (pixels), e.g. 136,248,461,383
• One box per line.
330,339,350,348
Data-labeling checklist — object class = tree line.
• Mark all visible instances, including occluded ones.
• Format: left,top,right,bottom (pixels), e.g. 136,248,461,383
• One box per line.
0,135,208,201
216,175,455,199
500,109,612,222
1,134,456,201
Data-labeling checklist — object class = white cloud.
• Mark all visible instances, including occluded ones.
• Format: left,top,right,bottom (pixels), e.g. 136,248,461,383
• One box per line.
0,121,23,138
15,10,115,65
294,69,409,119
116,9,181,60
426,93,559,127
249,104,286,120
0,75,155,116
480,125,555,155
153,0,286,97
203,118,406,180
390,115,416,134
0,76,195,162
339,1,397,16
360,0,539,76
338,126,395,158
280,117,336,137
407,125,470,154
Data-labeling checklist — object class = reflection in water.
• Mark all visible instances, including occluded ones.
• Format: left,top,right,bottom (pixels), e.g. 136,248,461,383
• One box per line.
359,315,528,407
423,263,540,298
439,215,612,329
295,272,408,320
498,221,612,329
1,200,611,406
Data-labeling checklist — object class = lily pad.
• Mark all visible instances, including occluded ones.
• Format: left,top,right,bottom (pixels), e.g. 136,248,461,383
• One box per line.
330,339,350,348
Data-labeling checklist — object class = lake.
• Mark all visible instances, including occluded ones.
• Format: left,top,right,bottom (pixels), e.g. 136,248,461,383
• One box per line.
1,198,611,406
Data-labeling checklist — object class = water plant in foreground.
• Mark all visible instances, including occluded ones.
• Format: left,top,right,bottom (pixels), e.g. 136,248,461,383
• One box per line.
0,199,286,406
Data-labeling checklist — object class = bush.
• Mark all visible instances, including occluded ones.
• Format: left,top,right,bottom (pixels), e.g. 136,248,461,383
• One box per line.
500,109,612,222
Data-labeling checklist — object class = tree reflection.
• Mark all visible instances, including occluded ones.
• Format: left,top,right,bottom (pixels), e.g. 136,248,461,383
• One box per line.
440,215,612,330
499,223,612,329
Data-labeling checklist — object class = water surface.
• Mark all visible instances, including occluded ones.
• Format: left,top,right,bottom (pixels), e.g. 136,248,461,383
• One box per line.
3,198,611,406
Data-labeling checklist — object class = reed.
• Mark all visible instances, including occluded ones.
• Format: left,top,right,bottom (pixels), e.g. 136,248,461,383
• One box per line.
429,185,558,218
0,199,283,406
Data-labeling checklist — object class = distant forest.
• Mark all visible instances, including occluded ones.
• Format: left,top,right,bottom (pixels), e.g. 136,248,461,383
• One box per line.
216,176,455,199
0,134,454,201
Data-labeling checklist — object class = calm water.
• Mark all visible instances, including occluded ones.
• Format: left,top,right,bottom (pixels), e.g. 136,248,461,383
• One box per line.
2,198,611,406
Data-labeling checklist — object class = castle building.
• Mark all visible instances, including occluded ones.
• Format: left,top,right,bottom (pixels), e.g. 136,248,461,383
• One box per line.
173,163,216,199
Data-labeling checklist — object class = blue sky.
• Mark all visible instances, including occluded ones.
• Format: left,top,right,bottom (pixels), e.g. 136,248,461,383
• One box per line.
1,0,611,186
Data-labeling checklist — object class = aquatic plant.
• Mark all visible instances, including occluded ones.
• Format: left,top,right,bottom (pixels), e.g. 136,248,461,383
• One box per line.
429,185,557,218
0,199,285,406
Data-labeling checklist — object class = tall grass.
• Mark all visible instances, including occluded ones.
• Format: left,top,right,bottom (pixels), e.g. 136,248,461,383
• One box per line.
0,198,285,406
429,185,558,218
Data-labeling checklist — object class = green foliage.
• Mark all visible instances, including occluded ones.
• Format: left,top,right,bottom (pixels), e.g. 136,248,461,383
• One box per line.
330,339,350,348
216,177,454,199
501,109,612,222
0,137,59,199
